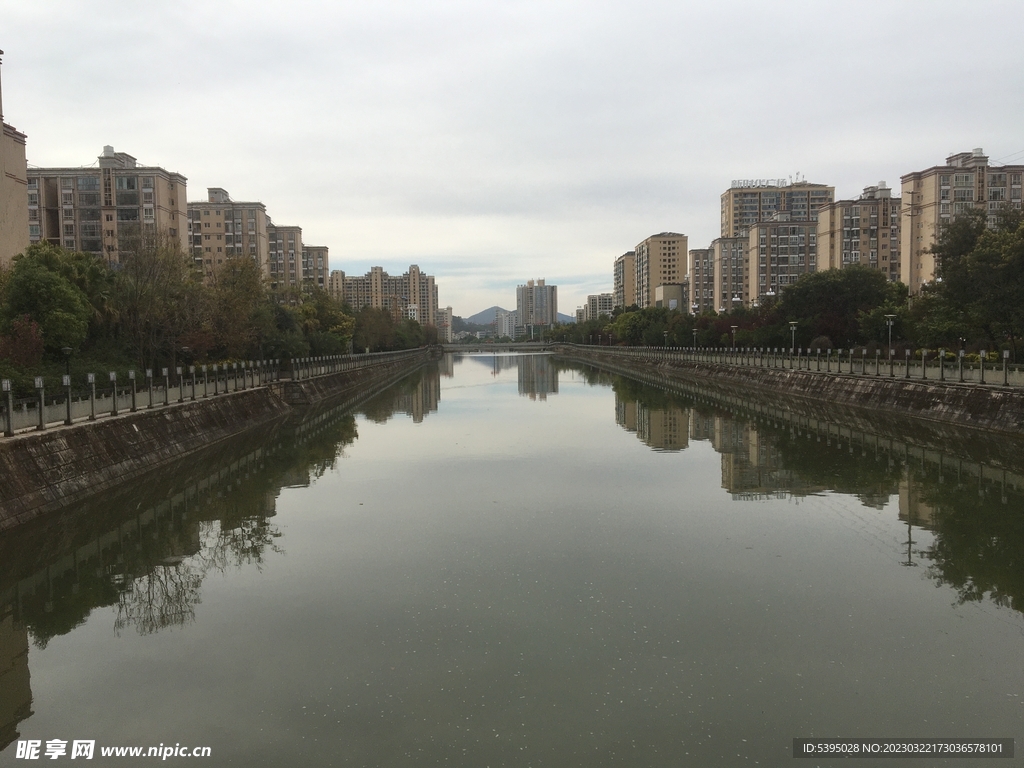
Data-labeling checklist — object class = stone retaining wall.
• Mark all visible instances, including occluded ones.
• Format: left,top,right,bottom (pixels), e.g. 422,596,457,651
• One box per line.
557,347,1024,438
0,350,431,528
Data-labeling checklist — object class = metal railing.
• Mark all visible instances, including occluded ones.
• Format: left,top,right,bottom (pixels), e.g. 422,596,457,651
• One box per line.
1,348,427,438
557,343,1024,388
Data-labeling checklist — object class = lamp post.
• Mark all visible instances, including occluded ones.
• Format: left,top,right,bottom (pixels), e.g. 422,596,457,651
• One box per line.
61,346,73,425
789,321,797,353
692,328,697,349
663,330,669,348
884,314,896,348
730,325,738,347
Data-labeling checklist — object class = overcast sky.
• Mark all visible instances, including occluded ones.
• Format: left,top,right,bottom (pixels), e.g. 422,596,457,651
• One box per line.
3,0,1023,317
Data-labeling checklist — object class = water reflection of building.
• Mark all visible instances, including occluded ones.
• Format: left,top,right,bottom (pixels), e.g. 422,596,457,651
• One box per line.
0,606,31,753
438,353,455,378
518,355,558,401
614,393,688,451
898,476,936,530
395,365,441,423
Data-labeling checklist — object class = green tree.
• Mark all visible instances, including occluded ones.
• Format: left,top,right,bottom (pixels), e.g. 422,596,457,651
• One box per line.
2,257,93,353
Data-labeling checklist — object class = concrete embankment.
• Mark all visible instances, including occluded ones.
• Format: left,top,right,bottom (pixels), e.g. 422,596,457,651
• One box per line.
0,350,431,528
556,347,1024,439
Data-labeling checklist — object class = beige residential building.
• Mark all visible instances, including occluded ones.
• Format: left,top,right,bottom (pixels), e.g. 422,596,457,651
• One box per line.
721,178,834,238
329,265,438,327
746,212,818,305
817,182,900,281
688,248,714,314
585,292,614,321
635,232,687,308
436,306,453,342
302,245,329,291
613,251,636,308
516,278,557,327
27,146,187,263
712,236,749,311
187,188,269,280
0,52,29,267
901,148,1024,292
267,222,303,291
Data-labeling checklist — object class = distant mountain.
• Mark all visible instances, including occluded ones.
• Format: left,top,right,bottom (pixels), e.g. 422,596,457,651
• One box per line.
466,306,510,326
462,307,575,326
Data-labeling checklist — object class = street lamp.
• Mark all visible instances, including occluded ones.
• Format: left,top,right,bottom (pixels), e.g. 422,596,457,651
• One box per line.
730,325,738,346
789,321,797,352
663,330,668,347
884,314,896,348
692,328,697,347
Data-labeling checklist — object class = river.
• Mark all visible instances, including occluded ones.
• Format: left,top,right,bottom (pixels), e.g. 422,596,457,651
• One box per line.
1,352,1021,766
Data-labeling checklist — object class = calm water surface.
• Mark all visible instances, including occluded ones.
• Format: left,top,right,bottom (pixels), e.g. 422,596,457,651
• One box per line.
1,352,1022,766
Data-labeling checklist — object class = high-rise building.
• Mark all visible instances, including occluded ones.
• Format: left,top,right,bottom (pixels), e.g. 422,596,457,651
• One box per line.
329,265,438,327
187,188,269,281
0,52,29,268
301,245,329,292
613,251,636,308
436,306,453,342
688,247,714,314
711,236,749,311
496,308,518,338
267,222,302,291
721,178,834,238
27,146,187,263
746,212,818,305
900,149,1024,292
516,278,557,327
817,182,901,281
634,233,687,308
586,293,614,321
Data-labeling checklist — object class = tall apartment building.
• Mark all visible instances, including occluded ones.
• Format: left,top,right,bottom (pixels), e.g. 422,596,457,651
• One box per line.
0,52,29,267
746,212,818,305
329,265,438,326
817,182,900,281
585,293,614,321
613,251,636,308
712,236,749,311
187,188,269,280
900,148,1024,292
634,233,687,309
721,178,834,238
267,222,302,291
302,245,329,291
27,146,187,263
516,278,557,327
688,248,714,314
436,306,453,342
496,308,517,338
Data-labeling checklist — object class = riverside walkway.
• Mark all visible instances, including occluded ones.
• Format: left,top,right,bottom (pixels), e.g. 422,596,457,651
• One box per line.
556,343,1024,388
1,349,426,437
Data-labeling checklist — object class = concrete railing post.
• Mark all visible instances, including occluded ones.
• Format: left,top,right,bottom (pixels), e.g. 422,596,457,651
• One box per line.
921,350,927,380
939,349,945,381
190,366,197,400
202,365,209,397
35,377,46,431
129,370,137,412
1004,350,1010,386
163,368,170,405
88,373,97,420
147,369,154,408
2,379,13,437
980,352,986,384
63,374,73,425
110,372,118,416
240,362,247,391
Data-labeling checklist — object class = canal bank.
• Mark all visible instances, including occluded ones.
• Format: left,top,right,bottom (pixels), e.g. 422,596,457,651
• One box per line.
555,345,1024,440
0,349,433,528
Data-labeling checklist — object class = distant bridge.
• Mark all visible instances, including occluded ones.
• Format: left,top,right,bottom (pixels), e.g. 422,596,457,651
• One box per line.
441,342,554,354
